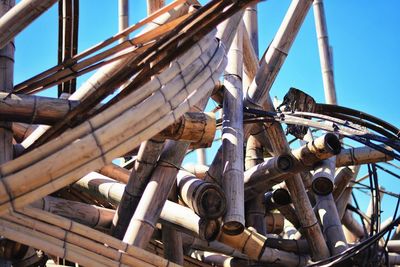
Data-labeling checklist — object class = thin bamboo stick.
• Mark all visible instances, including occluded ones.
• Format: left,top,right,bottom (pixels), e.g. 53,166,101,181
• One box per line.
221,25,245,235
177,170,226,219
0,0,58,49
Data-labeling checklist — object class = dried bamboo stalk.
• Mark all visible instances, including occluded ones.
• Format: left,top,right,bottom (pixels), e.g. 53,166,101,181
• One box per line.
183,163,209,179
312,157,336,195
342,210,365,239
0,93,79,125
264,188,292,211
21,207,180,267
118,0,129,43
332,166,357,201
0,33,225,217
177,170,226,219
31,196,114,229
221,25,245,235
336,146,393,166
313,0,336,104
265,212,284,234
0,0,58,49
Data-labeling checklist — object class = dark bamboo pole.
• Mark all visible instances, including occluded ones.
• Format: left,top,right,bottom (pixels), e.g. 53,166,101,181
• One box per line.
58,0,72,96
221,24,245,235
0,1,23,264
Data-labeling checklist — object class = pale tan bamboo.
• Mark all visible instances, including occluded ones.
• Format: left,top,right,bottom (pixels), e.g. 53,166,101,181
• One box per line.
365,186,384,233
387,240,400,253
221,25,245,235
313,0,336,104
73,173,220,241
265,212,284,234
177,170,226,219
333,166,357,200
217,228,309,266
392,225,400,240
21,207,179,267
31,196,114,229
336,146,393,167
0,92,79,124
0,0,58,49
183,163,208,179
118,0,129,43
20,1,192,149
100,163,131,184
0,33,225,217
312,157,336,195
147,0,166,15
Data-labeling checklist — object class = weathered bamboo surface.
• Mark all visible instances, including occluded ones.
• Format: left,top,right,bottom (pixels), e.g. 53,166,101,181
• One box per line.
0,0,398,266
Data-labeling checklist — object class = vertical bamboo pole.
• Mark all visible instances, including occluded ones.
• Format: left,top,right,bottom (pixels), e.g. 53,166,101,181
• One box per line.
222,26,245,235
243,3,266,235
118,0,129,43
147,0,165,15
0,1,21,264
313,0,336,104
196,149,206,165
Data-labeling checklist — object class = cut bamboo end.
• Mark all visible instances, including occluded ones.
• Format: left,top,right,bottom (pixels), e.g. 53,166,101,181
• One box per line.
312,157,336,195
264,188,292,211
312,175,334,195
177,170,226,219
265,212,284,234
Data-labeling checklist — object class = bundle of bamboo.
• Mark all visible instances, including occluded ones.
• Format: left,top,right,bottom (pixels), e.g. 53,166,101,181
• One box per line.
0,0,398,266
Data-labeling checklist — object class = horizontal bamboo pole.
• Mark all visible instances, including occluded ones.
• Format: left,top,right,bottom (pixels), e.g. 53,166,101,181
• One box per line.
0,92,79,125
0,0,58,49
73,173,219,241
31,196,114,229
336,146,393,166
177,170,226,219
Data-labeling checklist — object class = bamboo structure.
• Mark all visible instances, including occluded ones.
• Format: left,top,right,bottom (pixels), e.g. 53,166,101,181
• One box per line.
0,0,397,266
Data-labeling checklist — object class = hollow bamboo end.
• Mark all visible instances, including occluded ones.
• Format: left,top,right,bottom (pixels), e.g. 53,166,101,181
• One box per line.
222,221,245,236
276,154,294,172
199,219,220,241
196,185,226,219
324,133,341,155
312,176,334,195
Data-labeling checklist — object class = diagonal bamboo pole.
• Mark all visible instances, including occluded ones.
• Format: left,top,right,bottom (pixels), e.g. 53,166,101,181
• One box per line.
0,0,58,49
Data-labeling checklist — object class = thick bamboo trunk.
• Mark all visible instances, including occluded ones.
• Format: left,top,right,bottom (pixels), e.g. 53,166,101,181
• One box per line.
177,170,226,219
332,166,358,201
222,27,245,235
0,0,58,49
31,196,114,229
264,188,292,211
0,93,79,125
183,163,208,179
265,212,285,234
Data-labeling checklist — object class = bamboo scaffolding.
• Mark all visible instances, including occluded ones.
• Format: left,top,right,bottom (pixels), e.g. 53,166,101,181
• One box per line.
0,0,58,49
119,0,129,43
336,146,393,166
342,210,365,240
0,30,225,218
73,172,220,241
16,207,181,267
177,170,226,219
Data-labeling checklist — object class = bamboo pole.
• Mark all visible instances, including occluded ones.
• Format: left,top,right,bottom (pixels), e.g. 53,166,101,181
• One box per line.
221,25,245,235
342,210,365,240
336,146,393,166
265,212,284,234
0,93,79,125
31,196,114,229
177,170,226,219
264,188,292,211
183,163,208,179
313,0,336,104
0,0,58,49
119,0,129,43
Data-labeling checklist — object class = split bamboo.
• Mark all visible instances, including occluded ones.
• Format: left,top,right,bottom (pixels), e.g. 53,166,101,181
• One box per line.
221,25,245,235
0,0,58,49
177,170,226,219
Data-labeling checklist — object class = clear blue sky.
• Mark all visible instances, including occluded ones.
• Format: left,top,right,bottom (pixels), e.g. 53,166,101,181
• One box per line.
13,1,400,224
